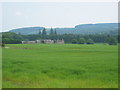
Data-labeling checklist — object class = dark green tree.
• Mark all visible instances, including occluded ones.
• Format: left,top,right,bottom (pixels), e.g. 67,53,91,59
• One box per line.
71,39,78,44
54,29,57,35
38,30,41,35
86,38,94,44
50,28,54,35
42,28,47,35
0,43,5,47
108,37,117,45
41,40,45,43
78,38,86,44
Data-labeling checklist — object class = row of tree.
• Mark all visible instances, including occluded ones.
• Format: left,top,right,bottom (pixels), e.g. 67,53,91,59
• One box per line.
71,37,117,45
2,28,119,45
72,38,94,44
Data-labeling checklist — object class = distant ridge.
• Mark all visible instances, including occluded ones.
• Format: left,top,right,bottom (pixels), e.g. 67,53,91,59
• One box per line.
9,23,119,35
9,27,44,35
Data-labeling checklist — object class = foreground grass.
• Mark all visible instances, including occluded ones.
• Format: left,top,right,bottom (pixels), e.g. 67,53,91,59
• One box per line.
2,44,118,88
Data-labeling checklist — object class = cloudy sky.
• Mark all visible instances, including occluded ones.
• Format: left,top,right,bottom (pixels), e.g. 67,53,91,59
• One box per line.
1,1,118,32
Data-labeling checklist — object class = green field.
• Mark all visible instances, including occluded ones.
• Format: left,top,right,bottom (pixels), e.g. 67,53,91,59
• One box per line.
2,44,118,88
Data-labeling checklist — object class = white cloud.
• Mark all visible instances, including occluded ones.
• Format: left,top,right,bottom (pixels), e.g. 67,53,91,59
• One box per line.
15,11,29,19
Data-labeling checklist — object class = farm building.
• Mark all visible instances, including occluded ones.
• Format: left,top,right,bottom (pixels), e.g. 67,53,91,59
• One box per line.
56,39,64,44
22,41,36,44
43,40,54,44
22,39,64,44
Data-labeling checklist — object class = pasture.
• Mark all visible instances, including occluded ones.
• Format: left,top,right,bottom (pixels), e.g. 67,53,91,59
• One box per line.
2,44,118,88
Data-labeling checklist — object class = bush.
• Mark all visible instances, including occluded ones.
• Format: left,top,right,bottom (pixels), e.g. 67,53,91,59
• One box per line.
71,39,78,44
41,40,45,43
2,38,21,44
108,37,117,45
78,38,86,44
86,38,94,44
0,43,5,47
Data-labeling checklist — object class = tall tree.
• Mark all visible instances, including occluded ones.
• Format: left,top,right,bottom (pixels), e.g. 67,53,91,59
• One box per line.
42,28,47,35
50,28,54,35
54,29,57,35
38,30,41,35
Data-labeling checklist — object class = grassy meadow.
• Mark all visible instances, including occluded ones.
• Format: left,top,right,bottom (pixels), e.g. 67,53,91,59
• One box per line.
2,44,118,88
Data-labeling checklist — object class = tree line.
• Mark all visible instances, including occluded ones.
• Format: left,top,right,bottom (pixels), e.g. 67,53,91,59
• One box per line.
2,28,119,45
